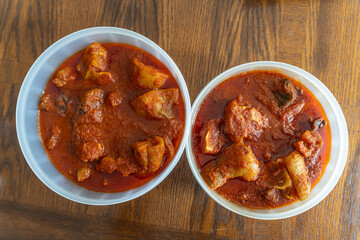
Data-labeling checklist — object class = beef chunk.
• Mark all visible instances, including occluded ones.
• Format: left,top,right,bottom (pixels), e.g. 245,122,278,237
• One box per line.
55,93,71,117
107,91,125,107
39,94,53,111
76,166,91,182
225,95,268,142
131,58,168,89
201,141,259,190
76,88,104,124
266,159,291,190
281,100,305,135
76,42,114,85
264,188,280,203
46,126,61,150
132,136,165,174
77,141,104,162
116,157,139,177
293,130,323,161
53,66,77,88
131,89,179,120
200,118,225,155
81,88,104,112
96,156,118,173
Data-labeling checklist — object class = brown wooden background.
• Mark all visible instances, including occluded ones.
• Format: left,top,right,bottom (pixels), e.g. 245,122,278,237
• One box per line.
1,0,359,239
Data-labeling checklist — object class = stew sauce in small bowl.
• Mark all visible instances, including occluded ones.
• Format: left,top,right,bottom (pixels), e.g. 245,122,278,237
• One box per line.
186,61,348,219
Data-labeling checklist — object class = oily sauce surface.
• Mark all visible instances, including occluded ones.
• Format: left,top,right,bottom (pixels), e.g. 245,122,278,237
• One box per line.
39,43,185,192
192,70,331,208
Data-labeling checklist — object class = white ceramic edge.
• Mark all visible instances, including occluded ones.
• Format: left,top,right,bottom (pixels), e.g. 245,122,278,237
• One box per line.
16,27,191,205
185,61,349,220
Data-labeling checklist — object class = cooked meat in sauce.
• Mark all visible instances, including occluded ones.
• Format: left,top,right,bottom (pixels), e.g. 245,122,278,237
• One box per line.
192,70,331,209
38,42,185,192
202,140,260,190
131,89,179,120
200,118,225,155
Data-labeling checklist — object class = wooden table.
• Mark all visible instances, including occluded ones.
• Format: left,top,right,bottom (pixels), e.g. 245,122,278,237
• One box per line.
1,0,359,239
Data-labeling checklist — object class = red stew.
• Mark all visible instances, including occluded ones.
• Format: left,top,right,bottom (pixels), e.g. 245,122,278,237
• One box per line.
39,42,185,192
192,70,331,209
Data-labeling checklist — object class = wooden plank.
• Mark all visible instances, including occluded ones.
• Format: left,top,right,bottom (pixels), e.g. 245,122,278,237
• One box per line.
0,200,231,240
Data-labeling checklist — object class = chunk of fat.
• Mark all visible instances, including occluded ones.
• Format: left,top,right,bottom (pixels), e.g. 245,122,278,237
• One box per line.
283,150,311,201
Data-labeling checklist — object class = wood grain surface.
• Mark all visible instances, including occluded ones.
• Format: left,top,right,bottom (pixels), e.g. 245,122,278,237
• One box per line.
1,0,359,239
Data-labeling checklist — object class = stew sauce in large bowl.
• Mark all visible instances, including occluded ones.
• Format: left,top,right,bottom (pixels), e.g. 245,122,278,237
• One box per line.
38,42,185,192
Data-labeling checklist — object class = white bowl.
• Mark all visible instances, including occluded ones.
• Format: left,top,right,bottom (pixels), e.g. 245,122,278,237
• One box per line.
16,27,191,205
186,61,348,220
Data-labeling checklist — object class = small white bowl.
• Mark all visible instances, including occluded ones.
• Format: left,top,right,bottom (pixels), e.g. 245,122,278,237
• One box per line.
16,27,191,205
186,61,348,220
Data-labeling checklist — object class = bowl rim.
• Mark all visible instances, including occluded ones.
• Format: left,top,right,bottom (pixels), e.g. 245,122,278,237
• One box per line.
16,27,191,205
185,61,349,220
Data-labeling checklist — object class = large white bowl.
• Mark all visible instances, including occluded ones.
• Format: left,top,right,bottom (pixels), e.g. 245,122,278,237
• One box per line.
16,27,191,205
186,61,348,220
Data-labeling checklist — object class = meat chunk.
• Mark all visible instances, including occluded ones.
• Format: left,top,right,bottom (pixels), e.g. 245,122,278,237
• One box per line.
283,150,311,201
293,130,323,159
116,157,139,177
76,88,104,124
76,166,91,182
256,84,281,115
132,136,165,174
88,71,114,86
46,126,61,149
72,124,104,145
55,93,71,117
107,91,124,107
225,95,268,142
96,156,141,176
77,141,104,162
78,109,103,124
39,94,53,111
76,42,114,85
266,158,291,190
200,118,225,155
274,79,297,107
81,88,104,112
96,157,118,173
281,100,305,135
131,58,168,89
281,186,297,200
77,42,107,72
264,188,280,203
256,79,298,115
53,66,77,87
131,89,179,120
201,141,259,190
